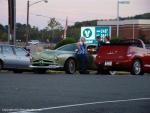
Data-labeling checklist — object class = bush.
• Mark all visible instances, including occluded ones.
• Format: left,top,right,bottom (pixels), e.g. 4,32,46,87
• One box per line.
54,38,76,49
110,37,124,44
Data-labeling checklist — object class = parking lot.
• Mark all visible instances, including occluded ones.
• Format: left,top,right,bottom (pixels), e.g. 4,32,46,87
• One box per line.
0,72,150,113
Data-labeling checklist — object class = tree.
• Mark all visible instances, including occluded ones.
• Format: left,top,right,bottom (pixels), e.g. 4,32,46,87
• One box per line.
30,26,40,40
47,18,63,42
0,24,8,41
16,23,27,41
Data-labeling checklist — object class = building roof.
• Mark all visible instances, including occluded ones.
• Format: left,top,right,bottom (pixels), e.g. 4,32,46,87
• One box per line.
97,19,150,26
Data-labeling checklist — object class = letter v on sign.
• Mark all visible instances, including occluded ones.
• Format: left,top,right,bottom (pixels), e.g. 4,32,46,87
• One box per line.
83,28,92,38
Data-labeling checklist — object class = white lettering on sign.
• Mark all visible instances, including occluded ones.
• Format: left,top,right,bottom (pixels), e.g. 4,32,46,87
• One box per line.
98,29,108,34
84,30,91,37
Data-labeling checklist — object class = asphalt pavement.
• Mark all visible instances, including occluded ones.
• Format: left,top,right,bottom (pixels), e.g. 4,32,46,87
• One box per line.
0,72,150,113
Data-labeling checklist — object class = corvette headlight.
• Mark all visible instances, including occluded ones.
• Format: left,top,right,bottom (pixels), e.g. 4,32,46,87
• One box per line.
54,56,59,60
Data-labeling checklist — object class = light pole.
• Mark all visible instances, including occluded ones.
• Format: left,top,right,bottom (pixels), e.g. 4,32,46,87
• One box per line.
132,21,135,40
117,0,130,37
26,0,48,46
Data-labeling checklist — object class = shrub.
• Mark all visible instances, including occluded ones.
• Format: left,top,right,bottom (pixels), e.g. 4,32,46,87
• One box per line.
54,38,76,49
110,37,124,44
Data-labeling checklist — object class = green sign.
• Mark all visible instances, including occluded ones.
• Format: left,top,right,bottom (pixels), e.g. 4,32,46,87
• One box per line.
81,27,95,44
83,28,92,38
96,26,111,42
81,26,111,44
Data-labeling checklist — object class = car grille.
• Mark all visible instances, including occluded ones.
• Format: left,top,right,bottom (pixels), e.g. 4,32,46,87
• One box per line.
32,59,55,66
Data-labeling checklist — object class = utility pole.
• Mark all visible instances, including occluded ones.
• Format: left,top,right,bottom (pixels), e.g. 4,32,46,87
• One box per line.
26,0,48,46
26,0,29,46
8,0,16,45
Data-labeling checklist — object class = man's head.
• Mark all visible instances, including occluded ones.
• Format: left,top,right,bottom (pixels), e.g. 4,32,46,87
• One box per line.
104,36,109,41
96,36,101,41
80,37,86,43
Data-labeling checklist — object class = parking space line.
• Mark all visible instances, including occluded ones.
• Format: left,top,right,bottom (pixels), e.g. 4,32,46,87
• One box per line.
9,97,150,113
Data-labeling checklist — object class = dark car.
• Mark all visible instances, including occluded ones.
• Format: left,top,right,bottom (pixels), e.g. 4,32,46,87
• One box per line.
0,44,31,73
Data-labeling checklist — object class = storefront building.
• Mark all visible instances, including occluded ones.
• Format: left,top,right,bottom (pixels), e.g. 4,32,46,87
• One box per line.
97,19,150,43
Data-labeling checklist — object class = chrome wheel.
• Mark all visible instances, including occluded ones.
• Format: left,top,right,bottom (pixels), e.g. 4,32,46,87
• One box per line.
109,71,116,75
65,59,76,74
69,60,76,73
131,60,143,75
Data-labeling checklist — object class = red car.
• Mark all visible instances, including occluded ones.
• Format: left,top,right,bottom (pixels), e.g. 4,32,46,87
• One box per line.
95,39,150,75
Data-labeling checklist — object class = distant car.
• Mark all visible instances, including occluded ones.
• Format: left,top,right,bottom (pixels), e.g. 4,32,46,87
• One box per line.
28,40,40,45
0,44,31,73
30,43,97,74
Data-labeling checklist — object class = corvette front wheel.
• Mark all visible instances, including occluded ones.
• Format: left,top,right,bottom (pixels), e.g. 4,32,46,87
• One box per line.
65,59,76,74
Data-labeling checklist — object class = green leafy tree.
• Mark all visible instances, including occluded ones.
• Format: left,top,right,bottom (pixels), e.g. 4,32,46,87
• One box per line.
16,23,27,41
0,24,8,41
47,18,63,42
30,26,40,40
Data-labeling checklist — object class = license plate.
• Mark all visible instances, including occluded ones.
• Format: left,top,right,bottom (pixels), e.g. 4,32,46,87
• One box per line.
105,61,112,66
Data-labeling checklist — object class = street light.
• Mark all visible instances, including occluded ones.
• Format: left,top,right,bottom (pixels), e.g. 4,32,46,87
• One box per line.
26,0,48,45
36,14,51,19
117,0,130,37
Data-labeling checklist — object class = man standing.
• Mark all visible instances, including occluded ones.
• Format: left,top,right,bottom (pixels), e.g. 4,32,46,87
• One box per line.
96,36,103,51
76,37,89,74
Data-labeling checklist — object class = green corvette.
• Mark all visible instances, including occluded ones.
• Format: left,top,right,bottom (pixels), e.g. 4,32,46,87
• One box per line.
30,43,97,74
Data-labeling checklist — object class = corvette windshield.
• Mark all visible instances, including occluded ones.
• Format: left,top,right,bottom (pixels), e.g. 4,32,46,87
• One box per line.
56,44,77,51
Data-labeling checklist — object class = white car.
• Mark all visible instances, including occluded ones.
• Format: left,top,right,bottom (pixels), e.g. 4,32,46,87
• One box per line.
0,44,31,73
28,40,40,45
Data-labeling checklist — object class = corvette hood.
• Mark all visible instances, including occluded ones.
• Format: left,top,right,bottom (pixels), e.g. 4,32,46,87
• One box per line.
32,49,57,60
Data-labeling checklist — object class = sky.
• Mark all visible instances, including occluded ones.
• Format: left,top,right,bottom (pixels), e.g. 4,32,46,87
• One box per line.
0,0,150,29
